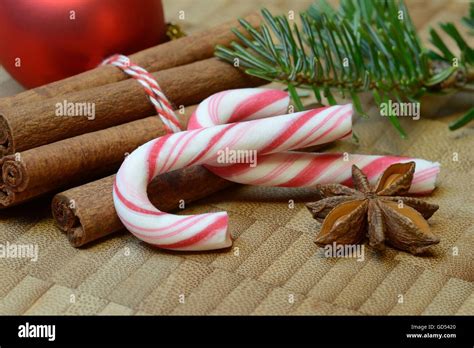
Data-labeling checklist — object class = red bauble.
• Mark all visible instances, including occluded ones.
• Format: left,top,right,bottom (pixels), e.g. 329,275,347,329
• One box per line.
0,0,166,88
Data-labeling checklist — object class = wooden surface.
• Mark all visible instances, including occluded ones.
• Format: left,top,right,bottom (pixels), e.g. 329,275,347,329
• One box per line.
0,0,473,316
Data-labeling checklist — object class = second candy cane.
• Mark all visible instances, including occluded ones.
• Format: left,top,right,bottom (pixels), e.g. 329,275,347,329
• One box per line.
190,89,440,194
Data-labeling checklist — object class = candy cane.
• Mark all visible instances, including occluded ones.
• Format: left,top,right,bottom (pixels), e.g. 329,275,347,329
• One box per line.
207,152,439,194
113,103,352,251
189,89,440,194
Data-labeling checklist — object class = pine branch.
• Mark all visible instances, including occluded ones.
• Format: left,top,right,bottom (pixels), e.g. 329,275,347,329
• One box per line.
462,2,474,33
215,0,474,136
437,1,474,129
449,107,474,130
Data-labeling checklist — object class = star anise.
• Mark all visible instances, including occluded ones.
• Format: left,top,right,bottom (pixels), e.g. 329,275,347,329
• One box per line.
305,162,440,255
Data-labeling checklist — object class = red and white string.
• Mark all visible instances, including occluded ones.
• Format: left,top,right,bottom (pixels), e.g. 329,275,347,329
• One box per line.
101,54,182,133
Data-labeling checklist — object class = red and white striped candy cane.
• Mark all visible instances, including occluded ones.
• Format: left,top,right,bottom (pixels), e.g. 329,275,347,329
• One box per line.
113,103,353,251
187,88,290,129
189,89,440,194
207,152,439,194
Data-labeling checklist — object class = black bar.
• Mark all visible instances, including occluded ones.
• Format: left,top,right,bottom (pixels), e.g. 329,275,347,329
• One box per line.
0,315,472,346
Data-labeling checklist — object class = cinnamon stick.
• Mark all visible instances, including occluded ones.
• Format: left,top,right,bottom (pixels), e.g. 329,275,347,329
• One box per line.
0,106,197,208
0,58,262,156
0,13,261,109
52,168,233,247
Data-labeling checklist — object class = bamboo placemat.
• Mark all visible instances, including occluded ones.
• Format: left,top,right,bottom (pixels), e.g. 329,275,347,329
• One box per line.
0,0,472,315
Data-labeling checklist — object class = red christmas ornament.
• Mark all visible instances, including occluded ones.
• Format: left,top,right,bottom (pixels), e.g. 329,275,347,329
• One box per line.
0,0,166,88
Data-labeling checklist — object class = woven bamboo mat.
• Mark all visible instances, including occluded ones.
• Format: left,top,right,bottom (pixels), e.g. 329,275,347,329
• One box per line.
0,0,473,315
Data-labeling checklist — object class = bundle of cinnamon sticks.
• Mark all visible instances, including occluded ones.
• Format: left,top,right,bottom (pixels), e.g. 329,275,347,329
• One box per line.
0,13,263,247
